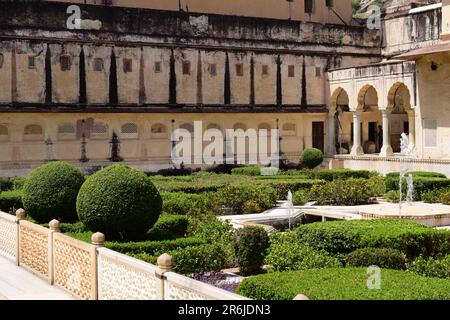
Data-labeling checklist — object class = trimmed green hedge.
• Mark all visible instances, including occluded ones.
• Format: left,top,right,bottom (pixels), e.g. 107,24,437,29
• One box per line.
237,268,450,300
421,188,450,203
234,226,270,276
77,164,162,241
0,178,13,191
146,215,188,240
23,162,85,223
386,172,447,179
346,248,407,270
266,242,341,272
300,148,324,169
385,175,450,200
310,178,377,206
231,167,266,176
12,177,27,190
161,192,203,215
213,183,277,215
105,237,205,256
171,244,229,275
292,190,310,206
306,169,378,181
408,255,450,279
132,244,231,275
0,190,23,213
257,179,325,200
296,219,450,259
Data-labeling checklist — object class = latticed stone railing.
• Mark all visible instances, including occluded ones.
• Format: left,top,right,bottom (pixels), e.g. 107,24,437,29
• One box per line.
0,209,249,300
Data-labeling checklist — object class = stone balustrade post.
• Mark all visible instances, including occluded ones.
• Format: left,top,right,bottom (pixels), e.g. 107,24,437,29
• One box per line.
48,219,61,284
15,209,26,266
49,219,61,233
156,253,173,300
91,232,105,300
91,232,105,248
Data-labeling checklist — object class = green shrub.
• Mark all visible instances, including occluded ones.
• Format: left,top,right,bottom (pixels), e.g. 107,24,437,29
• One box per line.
187,215,235,265
310,178,375,206
408,255,450,279
0,178,13,191
366,176,386,197
300,148,324,169
257,179,324,200
385,175,450,200
242,200,262,214
0,190,23,214
231,167,265,176
77,164,162,241
266,242,341,272
421,188,449,203
292,190,310,206
59,221,88,233
171,244,229,275
384,190,402,203
64,231,93,243
146,215,188,240
213,184,277,215
234,226,270,276
237,268,450,300
386,172,447,179
12,177,27,190
161,192,202,215
105,237,205,255
22,162,85,223
296,219,450,259
310,169,378,181
441,192,450,205
346,248,407,270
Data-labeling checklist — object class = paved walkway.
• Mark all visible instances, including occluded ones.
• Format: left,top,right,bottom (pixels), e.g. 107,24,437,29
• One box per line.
0,257,74,300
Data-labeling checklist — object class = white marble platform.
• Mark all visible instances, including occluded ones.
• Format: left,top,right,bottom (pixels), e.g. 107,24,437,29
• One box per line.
0,257,74,300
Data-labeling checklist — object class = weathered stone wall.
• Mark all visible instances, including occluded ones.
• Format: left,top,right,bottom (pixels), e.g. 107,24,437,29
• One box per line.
48,0,354,24
0,2,382,172
383,4,441,57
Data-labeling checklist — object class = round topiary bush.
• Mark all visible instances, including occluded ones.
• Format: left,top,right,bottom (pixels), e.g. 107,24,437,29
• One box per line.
300,148,324,169
22,161,85,223
76,164,162,240
234,226,270,276
346,248,407,270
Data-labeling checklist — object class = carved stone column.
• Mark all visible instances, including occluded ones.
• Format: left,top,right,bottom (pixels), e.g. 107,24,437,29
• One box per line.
380,109,394,157
351,110,364,156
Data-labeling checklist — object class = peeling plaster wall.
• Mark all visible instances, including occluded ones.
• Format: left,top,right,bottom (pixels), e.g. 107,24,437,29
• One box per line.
281,55,303,105
0,46,12,103
254,54,277,105
229,52,252,105
175,49,198,104
50,43,80,103
202,51,225,105
84,46,110,104
383,7,441,57
115,47,140,104
143,47,171,104
16,42,45,103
